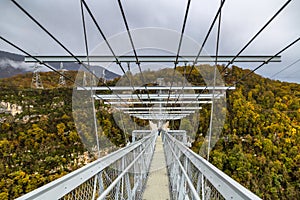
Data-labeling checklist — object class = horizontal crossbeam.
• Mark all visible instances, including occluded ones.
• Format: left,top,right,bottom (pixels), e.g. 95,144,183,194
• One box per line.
95,93,224,100
130,114,189,117
168,130,187,133
132,116,186,120
103,100,212,105
84,86,234,91
25,55,281,63
132,130,152,133
115,107,202,110
124,110,195,114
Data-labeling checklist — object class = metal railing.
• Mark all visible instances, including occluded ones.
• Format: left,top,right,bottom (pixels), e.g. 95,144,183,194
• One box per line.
164,133,261,200
17,132,157,200
17,130,262,200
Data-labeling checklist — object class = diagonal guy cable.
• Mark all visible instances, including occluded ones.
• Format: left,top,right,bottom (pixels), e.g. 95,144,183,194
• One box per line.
10,0,102,87
186,0,226,81
179,0,225,108
192,0,291,105
194,0,224,102
81,0,127,78
0,36,87,91
10,0,125,104
235,37,300,85
11,0,128,105
220,0,292,73
207,0,223,162
270,57,300,79
117,0,152,104
80,0,101,157
194,37,300,108
167,0,192,104
80,0,133,106
81,0,144,105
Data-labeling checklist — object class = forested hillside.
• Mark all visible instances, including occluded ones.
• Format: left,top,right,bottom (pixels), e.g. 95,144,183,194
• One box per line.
190,66,300,199
0,87,85,199
0,71,77,89
0,72,123,199
0,66,299,199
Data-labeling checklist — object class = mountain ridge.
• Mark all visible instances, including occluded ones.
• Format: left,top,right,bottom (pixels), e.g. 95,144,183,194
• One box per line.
0,50,120,80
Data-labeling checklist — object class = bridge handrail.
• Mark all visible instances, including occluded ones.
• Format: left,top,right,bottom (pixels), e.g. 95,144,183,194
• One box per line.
97,133,157,199
164,134,201,200
17,133,156,200
164,133,261,200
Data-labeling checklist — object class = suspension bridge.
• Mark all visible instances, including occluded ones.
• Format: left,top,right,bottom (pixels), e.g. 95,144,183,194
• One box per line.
1,0,299,199
15,77,264,200
16,130,261,200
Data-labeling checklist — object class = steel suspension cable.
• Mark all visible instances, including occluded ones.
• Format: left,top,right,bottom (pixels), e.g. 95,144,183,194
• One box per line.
176,0,225,108
11,0,130,107
174,0,225,105
220,0,292,73
80,0,135,109
80,0,91,67
235,37,300,85
167,0,192,104
117,0,152,104
0,35,114,116
80,0,101,157
270,57,300,79
81,0,144,105
186,0,226,81
186,37,300,110
198,37,299,105
175,0,192,66
10,0,101,85
81,0,127,76
175,37,300,136
10,0,130,106
195,1,224,98
0,37,126,119
207,0,223,162
188,0,291,108
0,36,86,90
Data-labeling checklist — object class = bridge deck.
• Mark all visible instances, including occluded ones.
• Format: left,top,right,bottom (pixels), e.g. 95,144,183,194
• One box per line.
143,135,170,200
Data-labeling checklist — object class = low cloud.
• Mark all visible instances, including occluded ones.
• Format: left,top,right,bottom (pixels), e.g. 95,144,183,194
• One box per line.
0,59,49,72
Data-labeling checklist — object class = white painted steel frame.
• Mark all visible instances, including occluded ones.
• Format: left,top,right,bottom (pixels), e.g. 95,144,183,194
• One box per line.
16,131,262,200
124,110,195,114
104,100,212,105
164,133,261,200
94,93,224,100
97,134,157,200
16,133,156,200
78,86,235,91
132,116,186,120
130,114,189,120
115,107,202,110
25,55,281,63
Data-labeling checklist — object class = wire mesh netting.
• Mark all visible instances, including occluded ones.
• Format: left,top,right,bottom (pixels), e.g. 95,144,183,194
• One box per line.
164,132,225,200
59,133,156,200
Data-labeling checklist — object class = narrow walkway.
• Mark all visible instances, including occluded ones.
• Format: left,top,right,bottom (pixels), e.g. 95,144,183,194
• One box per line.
143,135,170,200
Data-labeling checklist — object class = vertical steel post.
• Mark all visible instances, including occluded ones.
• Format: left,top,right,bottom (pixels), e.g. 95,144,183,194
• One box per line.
92,175,98,200
202,174,205,200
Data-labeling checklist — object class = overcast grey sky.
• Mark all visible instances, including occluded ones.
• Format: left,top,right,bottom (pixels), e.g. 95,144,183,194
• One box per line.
0,0,299,83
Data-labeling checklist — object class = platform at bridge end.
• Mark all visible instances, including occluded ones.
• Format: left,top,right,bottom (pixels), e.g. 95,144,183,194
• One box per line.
143,135,170,200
